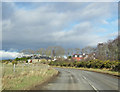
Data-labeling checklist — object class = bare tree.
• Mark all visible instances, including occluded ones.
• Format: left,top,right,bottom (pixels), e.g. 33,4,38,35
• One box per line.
75,48,81,54
66,48,71,57
55,46,65,58
96,36,119,61
37,48,45,56
20,49,34,55
84,46,94,54
45,47,52,57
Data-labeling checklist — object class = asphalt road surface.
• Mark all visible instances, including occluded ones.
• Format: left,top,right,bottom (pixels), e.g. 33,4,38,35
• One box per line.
38,68,119,91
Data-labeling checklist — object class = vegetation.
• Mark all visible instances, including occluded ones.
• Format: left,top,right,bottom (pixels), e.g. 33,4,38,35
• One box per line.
1,57,31,65
49,36,120,73
1,36,119,91
95,36,119,61
12,60,18,65
40,59,51,64
1,59,12,64
20,36,119,61
15,57,31,61
2,63,58,90
49,59,120,71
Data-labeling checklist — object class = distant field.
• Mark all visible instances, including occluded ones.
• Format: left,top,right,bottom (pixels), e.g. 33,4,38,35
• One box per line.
2,63,58,90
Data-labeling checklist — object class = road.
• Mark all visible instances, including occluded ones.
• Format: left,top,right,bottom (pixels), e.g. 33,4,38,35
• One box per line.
37,68,119,91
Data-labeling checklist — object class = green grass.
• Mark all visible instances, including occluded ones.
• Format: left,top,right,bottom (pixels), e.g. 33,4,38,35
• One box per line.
2,63,58,90
6,74,43,90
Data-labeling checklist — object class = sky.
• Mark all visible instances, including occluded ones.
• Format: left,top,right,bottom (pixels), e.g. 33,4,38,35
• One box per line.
1,2,118,59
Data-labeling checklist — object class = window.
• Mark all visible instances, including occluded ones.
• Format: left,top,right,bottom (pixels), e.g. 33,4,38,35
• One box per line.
79,55,82,57
75,55,77,57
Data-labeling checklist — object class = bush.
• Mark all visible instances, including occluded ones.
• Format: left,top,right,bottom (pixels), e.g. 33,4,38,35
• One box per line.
68,56,72,59
41,59,48,64
12,61,18,65
76,62,82,67
111,61,120,71
103,60,111,68
48,59,119,71
2,60,10,64
5,61,9,64
15,57,31,61
86,61,91,68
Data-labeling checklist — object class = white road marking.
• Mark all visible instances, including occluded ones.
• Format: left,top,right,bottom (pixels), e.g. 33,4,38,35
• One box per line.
83,76,87,80
91,84,98,91
70,76,73,80
82,75,99,92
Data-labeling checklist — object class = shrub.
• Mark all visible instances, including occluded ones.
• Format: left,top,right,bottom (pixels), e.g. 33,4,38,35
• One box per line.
5,61,9,64
68,56,72,59
76,62,82,67
12,61,18,65
48,59,119,71
103,60,111,68
112,61,120,71
86,61,91,68
41,59,48,64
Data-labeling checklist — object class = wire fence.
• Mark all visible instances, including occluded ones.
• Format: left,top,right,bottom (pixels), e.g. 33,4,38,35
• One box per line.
1,61,57,90
2,62,50,78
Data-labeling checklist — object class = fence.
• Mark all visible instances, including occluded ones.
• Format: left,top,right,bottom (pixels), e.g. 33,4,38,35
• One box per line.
2,63,50,77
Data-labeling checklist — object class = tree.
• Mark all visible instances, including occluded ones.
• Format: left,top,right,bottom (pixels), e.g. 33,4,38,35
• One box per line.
45,47,52,57
84,46,95,54
75,48,81,54
55,46,65,58
66,48,72,57
20,49,34,55
37,48,45,56
95,36,119,61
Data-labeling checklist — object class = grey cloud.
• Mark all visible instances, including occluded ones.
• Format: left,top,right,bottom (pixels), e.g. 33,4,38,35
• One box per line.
2,2,16,20
2,2,117,50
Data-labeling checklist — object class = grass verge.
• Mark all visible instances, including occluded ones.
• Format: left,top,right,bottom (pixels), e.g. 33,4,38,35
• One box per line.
52,66,119,77
2,63,58,90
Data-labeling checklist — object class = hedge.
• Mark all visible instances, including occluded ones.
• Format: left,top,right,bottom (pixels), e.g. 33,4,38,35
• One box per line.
49,59,120,71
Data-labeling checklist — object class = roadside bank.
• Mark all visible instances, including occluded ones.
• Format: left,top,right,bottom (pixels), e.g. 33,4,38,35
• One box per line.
2,64,58,90
52,66,119,78
30,70,59,90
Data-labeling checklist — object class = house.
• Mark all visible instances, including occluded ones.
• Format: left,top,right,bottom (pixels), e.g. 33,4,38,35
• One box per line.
72,54,84,61
26,59,32,64
72,53,93,61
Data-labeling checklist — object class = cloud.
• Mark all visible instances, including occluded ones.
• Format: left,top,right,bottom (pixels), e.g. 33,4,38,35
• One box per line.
2,2,16,20
2,2,118,50
0,50,23,60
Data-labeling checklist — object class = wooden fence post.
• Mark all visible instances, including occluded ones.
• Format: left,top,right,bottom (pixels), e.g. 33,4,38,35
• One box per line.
13,64,15,72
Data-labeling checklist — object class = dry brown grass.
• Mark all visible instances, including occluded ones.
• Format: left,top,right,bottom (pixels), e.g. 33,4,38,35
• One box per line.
2,63,58,90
